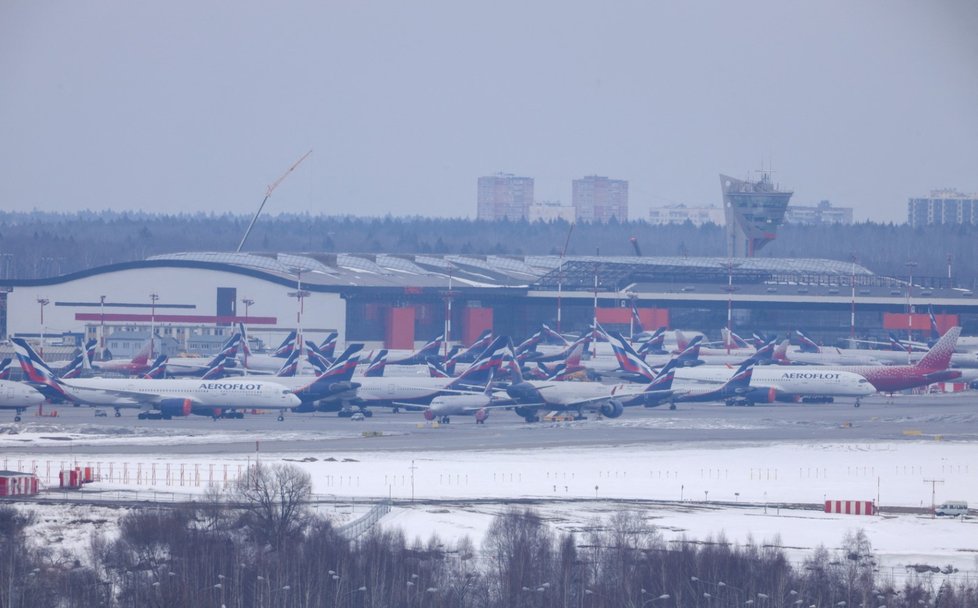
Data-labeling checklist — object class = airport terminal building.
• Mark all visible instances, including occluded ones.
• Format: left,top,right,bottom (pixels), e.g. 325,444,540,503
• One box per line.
1,251,975,353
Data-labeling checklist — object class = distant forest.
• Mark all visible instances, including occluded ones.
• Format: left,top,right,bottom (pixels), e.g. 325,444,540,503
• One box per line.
0,211,974,284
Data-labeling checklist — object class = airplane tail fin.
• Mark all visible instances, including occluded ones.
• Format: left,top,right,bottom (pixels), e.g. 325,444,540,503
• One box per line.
293,344,364,398
142,354,169,379
60,352,88,379
723,360,755,391
426,359,451,378
130,337,156,366
273,330,298,358
442,345,463,375
645,359,678,392
630,304,646,334
413,334,444,361
11,337,64,393
676,335,702,364
451,336,508,387
793,330,821,354
364,350,389,377
318,331,339,359
515,329,544,355
0,357,11,381
83,339,97,370
275,348,302,377
201,354,229,380
505,343,525,384
463,330,493,359
928,305,941,343
674,329,690,351
238,323,254,357
540,324,570,346
773,339,790,363
915,326,961,371
752,339,777,362
608,331,656,381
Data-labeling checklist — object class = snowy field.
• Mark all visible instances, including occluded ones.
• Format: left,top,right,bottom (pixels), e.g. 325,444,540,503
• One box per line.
3,431,977,580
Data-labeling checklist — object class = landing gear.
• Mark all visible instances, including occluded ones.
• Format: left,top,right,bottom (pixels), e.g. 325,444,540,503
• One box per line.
114,408,122,418
669,401,677,410
854,399,861,408
392,406,400,414
13,415,21,422
440,416,450,424
523,414,540,423
277,414,285,422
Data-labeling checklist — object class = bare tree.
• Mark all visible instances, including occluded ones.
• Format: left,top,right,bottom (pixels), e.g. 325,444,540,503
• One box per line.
234,462,313,551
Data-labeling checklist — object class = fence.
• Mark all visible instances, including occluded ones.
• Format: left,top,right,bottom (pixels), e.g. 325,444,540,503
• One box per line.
336,499,392,540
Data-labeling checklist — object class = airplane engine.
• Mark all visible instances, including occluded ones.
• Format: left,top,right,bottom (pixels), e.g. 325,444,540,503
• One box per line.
423,409,436,421
158,398,193,418
506,381,544,404
600,399,625,418
474,408,489,423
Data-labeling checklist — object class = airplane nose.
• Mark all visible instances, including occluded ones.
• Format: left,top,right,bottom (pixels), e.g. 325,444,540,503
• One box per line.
287,394,302,406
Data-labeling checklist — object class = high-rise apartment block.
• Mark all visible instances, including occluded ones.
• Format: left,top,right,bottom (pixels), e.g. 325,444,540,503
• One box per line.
908,189,978,227
477,173,534,221
572,176,628,223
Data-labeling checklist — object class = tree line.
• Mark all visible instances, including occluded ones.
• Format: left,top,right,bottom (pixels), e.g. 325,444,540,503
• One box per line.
0,210,974,285
1,463,975,608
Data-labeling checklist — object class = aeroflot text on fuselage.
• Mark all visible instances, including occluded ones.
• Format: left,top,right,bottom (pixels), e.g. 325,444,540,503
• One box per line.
779,372,841,380
198,383,261,390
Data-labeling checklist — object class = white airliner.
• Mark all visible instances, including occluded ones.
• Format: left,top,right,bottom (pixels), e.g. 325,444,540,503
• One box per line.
0,380,47,422
607,332,875,406
14,338,300,420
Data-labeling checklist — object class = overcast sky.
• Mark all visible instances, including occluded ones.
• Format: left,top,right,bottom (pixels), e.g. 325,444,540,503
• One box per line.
2,1,976,223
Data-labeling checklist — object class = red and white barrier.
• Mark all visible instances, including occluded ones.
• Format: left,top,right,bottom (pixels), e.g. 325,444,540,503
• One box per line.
825,500,875,515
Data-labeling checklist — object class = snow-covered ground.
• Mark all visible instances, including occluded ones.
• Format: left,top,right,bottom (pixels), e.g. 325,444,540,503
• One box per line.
4,437,977,580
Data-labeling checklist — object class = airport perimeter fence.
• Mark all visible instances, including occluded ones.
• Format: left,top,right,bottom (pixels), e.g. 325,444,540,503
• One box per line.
335,499,392,540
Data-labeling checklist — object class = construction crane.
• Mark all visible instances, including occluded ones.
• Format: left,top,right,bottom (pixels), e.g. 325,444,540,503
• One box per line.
237,150,313,253
629,236,642,257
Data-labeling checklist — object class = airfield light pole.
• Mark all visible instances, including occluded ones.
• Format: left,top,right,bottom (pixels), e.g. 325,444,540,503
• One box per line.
850,255,857,343
946,254,953,283
905,261,917,363
592,262,600,358
724,261,737,354
443,268,454,357
37,297,49,358
923,479,944,519
287,269,310,360
241,298,254,325
149,293,159,358
555,222,575,335
99,295,107,361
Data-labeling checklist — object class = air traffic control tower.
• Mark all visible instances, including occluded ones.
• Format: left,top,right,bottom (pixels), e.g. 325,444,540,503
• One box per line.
720,173,793,257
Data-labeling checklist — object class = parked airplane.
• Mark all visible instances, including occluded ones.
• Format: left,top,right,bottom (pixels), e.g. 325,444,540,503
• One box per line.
237,325,303,373
352,337,509,412
504,354,681,422
92,337,157,375
14,338,301,420
792,326,964,394
418,370,511,424
163,333,243,376
0,379,47,421
608,332,875,406
452,330,494,364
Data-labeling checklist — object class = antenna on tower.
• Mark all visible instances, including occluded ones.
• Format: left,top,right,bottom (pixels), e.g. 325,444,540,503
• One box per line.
237,150,313,253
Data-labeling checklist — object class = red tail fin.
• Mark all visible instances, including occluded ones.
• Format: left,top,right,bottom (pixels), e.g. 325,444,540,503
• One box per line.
915,326,961,371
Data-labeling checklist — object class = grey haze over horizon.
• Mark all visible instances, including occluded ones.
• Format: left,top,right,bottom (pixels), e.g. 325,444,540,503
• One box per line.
2,1,976,224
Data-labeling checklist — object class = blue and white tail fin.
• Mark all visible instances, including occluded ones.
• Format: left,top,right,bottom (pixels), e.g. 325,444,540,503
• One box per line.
515,328,544,356
630,303,646,334
275,349,301,377
142,354,169,379
201,354,229,380
82,339,97,370
609,331,656,382
675,335,703,364
928,305,941,346
238,323,253,358
292,344,364,399
319,331,339,360
364,350,388,377
449,336,508,388
273,330,298,358
426,359,451,378
0,357,11,380
11,337,66,398
723,360,755,391
541,324,570,347
441,345,463,375
645,359,678,392
458,330,493,363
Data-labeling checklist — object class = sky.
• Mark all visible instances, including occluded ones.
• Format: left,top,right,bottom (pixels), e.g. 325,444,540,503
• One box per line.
2,1,977,223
